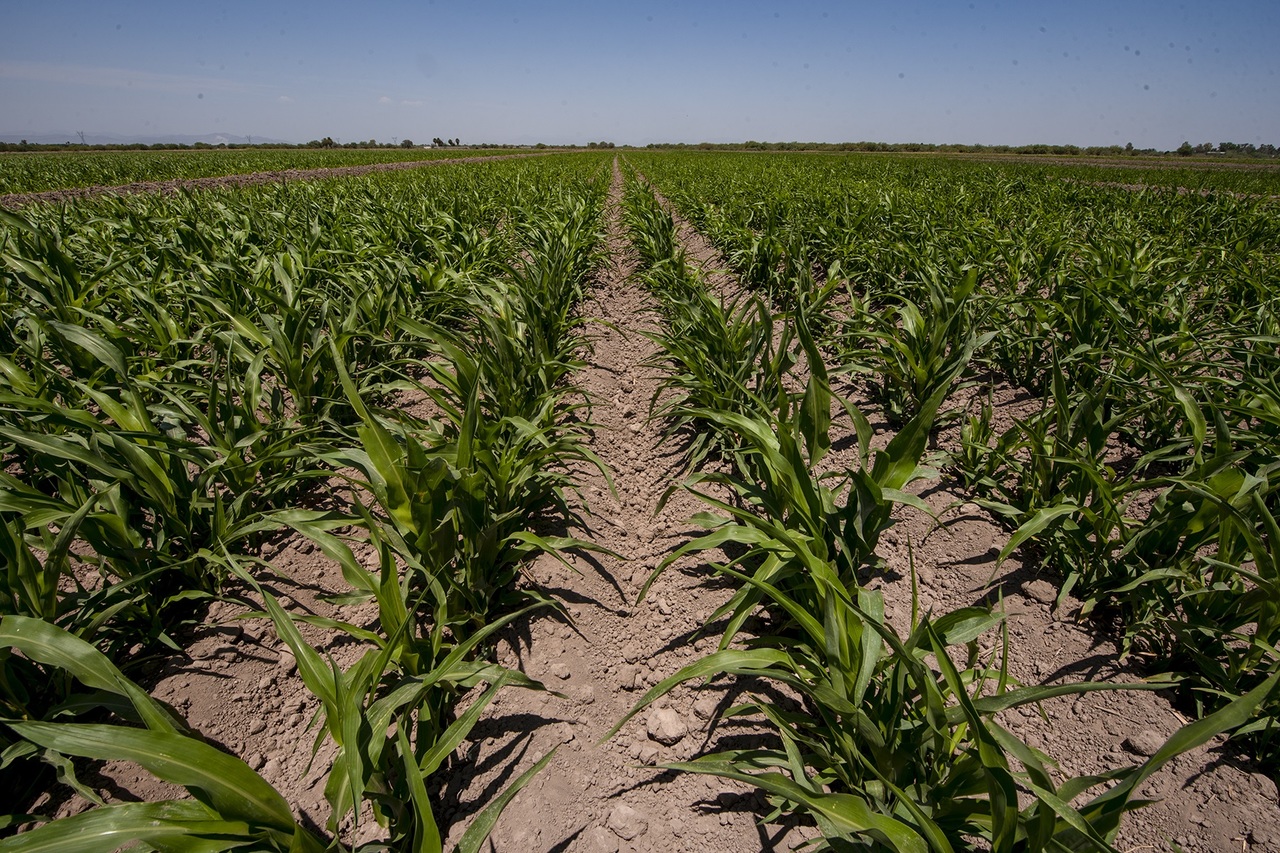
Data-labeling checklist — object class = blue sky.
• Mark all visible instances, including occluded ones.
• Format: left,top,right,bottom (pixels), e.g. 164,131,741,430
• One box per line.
2,0,1277,149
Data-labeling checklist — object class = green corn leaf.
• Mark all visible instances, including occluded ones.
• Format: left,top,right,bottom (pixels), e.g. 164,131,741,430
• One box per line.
396,722,441,853
7,722,298,835
0,616,181,733
1076,671,1280,837
997,503,1080,565
603,649,793,742
660,759,928,853
419,675,508,777
0,801,263,853
47,321,127,377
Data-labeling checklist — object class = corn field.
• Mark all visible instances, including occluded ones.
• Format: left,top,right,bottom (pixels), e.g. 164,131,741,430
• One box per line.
1,149,1278,852
0,148,488,196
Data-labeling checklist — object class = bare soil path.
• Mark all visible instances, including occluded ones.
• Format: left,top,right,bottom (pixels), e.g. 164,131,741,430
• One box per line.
441,160,813,853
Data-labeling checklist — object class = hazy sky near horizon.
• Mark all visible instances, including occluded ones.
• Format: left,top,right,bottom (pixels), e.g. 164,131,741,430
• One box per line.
2,0,1277,149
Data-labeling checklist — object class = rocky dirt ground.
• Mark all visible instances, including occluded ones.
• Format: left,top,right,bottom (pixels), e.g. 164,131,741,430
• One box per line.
29,158,1280,852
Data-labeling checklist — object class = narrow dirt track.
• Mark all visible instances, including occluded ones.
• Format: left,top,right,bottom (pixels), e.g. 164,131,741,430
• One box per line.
0,151,560,209
438,161,817,853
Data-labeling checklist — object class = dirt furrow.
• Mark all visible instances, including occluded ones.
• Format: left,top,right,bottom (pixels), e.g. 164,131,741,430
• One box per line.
444,162,814,853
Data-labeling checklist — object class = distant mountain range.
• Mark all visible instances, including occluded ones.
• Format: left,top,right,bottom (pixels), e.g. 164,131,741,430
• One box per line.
0,131,294,146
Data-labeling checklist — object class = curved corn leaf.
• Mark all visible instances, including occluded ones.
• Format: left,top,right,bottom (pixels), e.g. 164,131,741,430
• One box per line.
7,722,298,835
0,801,257,853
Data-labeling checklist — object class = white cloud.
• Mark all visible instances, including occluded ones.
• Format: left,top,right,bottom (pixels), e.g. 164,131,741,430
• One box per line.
400,99,424,107
278,95,293,103
378,95,393,104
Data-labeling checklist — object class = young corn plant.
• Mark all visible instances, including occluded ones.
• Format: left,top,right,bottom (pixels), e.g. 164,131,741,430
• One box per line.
611,566,1279,852
301,186,610,640
0,489,158,806
645,305,949,650
0,615,329,852
643,289,802,466
620,317,1279,851
623,175,806,465
621,170,680,269
312,373,596,647
838,267,993,428
0,610,552,853
1103,442,1280,762
952,353,1134,605
0,384,262,638
248,563,557,851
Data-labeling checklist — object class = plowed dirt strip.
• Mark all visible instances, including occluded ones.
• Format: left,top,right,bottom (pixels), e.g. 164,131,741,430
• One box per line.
0,151,558,208
442,161,815,853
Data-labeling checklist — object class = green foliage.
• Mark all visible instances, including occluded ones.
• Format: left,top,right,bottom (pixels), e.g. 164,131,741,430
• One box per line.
0,154,613,846
0,148,481,195
0,614,554,853
838,267,992,427
617,149,1280,841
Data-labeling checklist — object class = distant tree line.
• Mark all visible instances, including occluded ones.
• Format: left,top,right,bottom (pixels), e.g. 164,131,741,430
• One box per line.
3,138,1276,158
0,137,446,152
0,140,303,152
644,140,1280,159
1176,141,1278,157
304,137,429,149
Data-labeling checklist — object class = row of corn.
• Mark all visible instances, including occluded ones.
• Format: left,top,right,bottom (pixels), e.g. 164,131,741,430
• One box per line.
632,151,1280,761
0,148,483,196
616,158,1279,851
0,155,611,850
